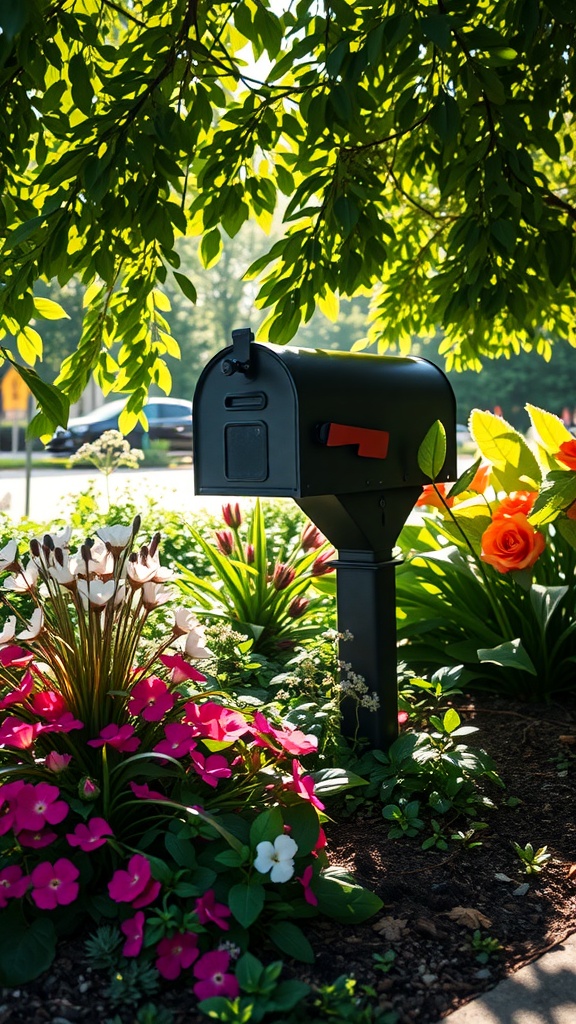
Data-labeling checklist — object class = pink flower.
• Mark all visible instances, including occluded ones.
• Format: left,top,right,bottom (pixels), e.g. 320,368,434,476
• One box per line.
250,711,317,756
37,712,84,734
183,701,248,742
193,950,239,1001
88,723,140,753
30,690,67,720
78,777,100,800
108,854,160,908
129,781,168,802
296,864,318,906
0,780,24,835
300,523,325,551
159,653,206,684
30,858,79,909
66,817,113,852
190,752,232,788
45,751,72,773
0,646,34,668
0,865,29,907
194,890,232,931
155,932,199,980
153,722,197,759
0,671,34,710
288,596,309,618
17,828,58,848
14,782,69,832
121,911,146,957
286,759,325,811
128,676,175,722
0,715,40,749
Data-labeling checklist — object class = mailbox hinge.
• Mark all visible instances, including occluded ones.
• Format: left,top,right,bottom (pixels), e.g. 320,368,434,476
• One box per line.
222,328,255,377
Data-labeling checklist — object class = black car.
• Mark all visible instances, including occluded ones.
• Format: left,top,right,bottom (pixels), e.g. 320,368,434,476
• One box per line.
45,397,193,453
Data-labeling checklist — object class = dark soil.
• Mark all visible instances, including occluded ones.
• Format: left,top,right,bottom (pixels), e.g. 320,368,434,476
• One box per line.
2,695,576,1024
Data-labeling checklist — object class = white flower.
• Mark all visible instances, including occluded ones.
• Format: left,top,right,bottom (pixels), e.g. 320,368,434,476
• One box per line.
0,616,17,645
184,621,212,659
253,835,298,883
97,524,133,551
142,582,173,609
127,559,158,586
0,539,18,570
173,607,198,636
3,560,39,593
49,560,78,588
77,578,117,609
76,539,115,578
17,607,44,641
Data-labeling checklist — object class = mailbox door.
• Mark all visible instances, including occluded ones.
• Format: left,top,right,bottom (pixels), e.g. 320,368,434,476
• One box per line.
193,345,300,496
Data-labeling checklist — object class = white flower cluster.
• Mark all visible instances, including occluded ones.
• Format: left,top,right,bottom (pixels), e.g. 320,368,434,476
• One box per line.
0,525,210,658
69,429,144,471
337,660,381,711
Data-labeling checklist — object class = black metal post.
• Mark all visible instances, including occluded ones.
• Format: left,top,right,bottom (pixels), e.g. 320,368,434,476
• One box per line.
334,555,400,750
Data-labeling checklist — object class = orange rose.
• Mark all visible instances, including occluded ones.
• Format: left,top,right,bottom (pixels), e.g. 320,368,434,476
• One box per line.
415,483,454,509
492,491,538,520
481,512,545,573
555,440,576,470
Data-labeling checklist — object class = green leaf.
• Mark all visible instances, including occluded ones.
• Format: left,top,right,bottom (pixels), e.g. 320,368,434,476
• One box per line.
477,639,537,674
228,882,265,928
7,362,70,434
0,906,56,985
281,802,319,857
418,420,447,480
311,767,368,796
314,872,383,923
235,951,264,991
420,13,451,50
200,228,222,268
249,807,284,850
450,456,483,497
173,272,198,303
529,584,568,628
268,921,315,964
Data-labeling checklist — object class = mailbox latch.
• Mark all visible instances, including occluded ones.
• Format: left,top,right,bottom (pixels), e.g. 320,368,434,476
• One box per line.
222,328,254,377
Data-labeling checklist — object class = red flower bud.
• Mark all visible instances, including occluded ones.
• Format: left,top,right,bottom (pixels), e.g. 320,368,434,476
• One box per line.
215,530,234,556
312,549,336,576
288,596,309,618
300,522,325,552
272,563,296,590
246,543,255,564
222,502,242,530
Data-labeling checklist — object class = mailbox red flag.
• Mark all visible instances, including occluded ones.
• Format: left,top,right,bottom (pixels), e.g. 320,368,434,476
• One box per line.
326,423,390,459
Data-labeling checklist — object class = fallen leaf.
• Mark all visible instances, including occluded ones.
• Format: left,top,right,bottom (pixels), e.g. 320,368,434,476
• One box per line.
567,864,576,879
413,916,438,938
559,735,576,745
446,906,493,930
372,916,408,941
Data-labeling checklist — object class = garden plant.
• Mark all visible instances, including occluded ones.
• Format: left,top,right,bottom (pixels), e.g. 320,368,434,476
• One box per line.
397,404,576,701
0,515,381,1013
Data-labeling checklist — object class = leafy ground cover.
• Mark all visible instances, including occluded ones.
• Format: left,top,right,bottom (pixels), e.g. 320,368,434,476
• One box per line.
1,693,575,1024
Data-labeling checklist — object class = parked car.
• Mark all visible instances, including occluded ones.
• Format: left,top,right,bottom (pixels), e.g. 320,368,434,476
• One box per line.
456,423,472,447
45,397,193,453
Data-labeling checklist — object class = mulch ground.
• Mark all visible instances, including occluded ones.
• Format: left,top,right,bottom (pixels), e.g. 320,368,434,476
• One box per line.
2,694,576,1024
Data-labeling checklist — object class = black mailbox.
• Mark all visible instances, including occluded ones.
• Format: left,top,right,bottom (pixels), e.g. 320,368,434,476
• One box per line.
193,329,457,748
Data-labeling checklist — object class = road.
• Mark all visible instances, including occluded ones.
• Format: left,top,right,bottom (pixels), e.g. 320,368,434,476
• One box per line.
0,460,230,523
0,454,475,525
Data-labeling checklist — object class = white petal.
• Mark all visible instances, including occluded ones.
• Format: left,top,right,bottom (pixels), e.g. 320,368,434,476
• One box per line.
17,607,44,641
96,524,133,549
270,859,295,883
253,841,275,874
274,834,299,860
0,539,18,568
0,615,17,645
184,624,212,659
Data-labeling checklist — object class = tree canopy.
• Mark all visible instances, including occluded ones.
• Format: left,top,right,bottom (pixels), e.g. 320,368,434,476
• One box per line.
0,0,574,434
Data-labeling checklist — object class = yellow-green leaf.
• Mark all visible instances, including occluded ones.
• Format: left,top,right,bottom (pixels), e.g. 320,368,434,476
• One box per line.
16,327,43,364
469,409,540,491
33,297,69,320
525,403,572,471
318,289,339,322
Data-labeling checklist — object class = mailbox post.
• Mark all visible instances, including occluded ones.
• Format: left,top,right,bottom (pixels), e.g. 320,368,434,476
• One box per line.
193,329,457,750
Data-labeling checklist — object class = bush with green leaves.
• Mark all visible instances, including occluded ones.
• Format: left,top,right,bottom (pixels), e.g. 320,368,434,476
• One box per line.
397,405,576,700
175,499,336,657
0,516,380,994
